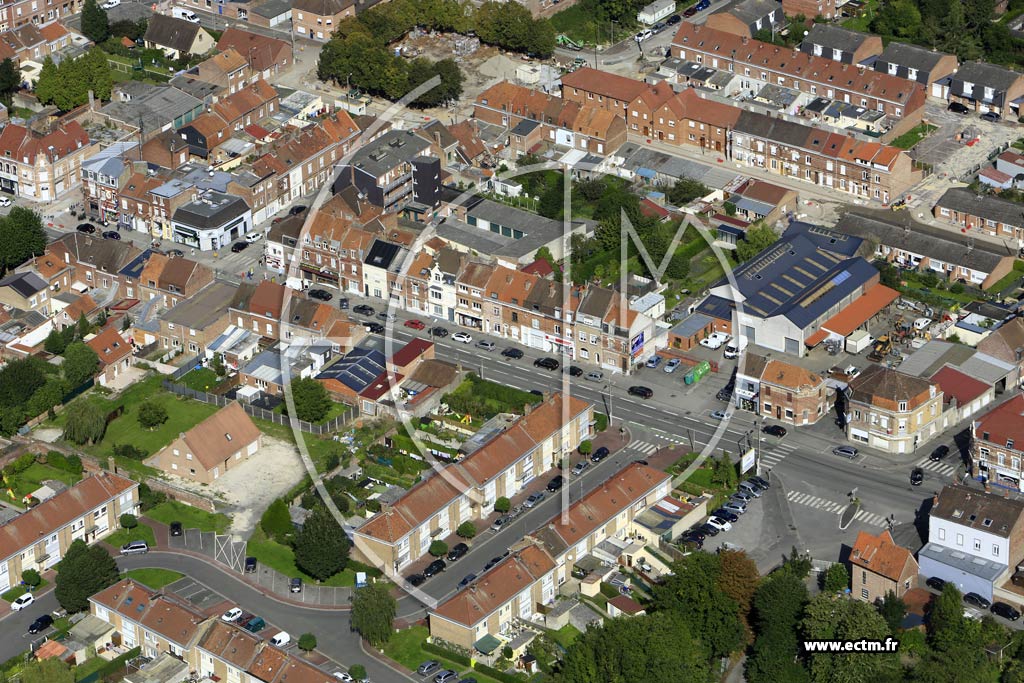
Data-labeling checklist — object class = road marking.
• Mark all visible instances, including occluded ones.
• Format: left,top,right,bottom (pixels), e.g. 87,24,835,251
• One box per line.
853,509,888,527
626,440,659,455
785,490,887,527
914,457,957,476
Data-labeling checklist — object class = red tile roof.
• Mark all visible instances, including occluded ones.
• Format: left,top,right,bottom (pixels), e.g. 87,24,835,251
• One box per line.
561,67,649,103
216,27,291,73
391,338,432,368
975,394,1024,447
86,326,132,368
849,529,916,582
0,121,89,164
820,284,899,337
930,366,989,407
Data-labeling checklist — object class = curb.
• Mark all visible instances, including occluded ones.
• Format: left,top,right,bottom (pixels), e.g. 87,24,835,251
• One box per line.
839,503,859,531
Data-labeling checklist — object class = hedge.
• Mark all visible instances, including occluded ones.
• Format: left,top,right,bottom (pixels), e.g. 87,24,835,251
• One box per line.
422,641,471,667
473,662,527,683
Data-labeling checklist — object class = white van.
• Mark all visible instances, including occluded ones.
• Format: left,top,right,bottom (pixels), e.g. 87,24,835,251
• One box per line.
171,7,200,23
723,339,746,359
270,631,291,647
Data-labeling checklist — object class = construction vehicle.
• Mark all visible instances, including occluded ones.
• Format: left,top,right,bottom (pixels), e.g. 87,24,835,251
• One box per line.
867,335,893,363
557,34,583,51
890,198,908,211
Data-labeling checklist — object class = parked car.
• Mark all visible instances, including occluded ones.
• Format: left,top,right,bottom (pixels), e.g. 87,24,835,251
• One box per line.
338,298,349,310
120,540,149,555
992,602,1021,621
333,673,354,683
645,356,663,369
102,230,121,240
684,527,706,542
501,347,523,359
731,490,752,503
169,521,183,537
910,467,924,486
525,492,545,508
925,576,945,591
308,289,333,301
981,111,1002,122
243,616,266,633
706,516,732,532
666,13,681,24
404,319,425,330
434,671,458,683
244,557,257,573
930,445,950,461
571,461,589,476
423,559,446,577
11,593,34,612
452,332,473,344
222,607,243,622
964,592,992,610
712,508,739,523
476,340,496,351
289,205,308,216
697,522,720,537
711,410,730,420
590,446,610,463
490,516,508,532
700,332,731,349
567,365,583,376
721,501,746,516
458,573,477,588
230,241,248,253
628,385,654,399
364,322,385,334
546,475,564,491
762,425,787,438
585,370,604,382
832,445,858,459
948,102,970,114
27,614,53,634
270,631,291,647
738,481,762,498
245,231,263,243
166,249,184,258
76,223,96,234
748,476,770,490
0,197,11,207
683,5,698,16
377,311,396,322
353,305,375,316
430,326,448,337
534,357,560,370
406,574,425,587
635,29,653,42
447,543,469,562
417,661,440,676
289,578,302,593
664,358,682,373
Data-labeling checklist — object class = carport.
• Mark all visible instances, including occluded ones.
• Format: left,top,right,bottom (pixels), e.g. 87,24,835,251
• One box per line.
804,284,899,347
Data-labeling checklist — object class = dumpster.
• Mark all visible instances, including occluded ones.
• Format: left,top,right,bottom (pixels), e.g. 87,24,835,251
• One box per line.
684,371,695,385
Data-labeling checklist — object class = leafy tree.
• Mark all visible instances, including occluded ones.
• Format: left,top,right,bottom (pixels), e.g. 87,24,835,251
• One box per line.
260,498,293,543
109,17,147,40
33,57,59,106
294,506,350,581
746,570,809,683
81,0,110,43
27,378,63,419
717,549,759,639
211,353,226,377
297,632,317,653
137,400,168,429
494,497,510,513
429,540,448,557
45,328,67,355
666,178,709,205
878,591,906,632
712,453,738,488
120,513,137,529
736,225,779,262
0,58,19,107
577,440,593,456
350,582,397,647
21,659,73,683
138,481,167,511
870,0,922,41
654,552,744,658
62,399,106,445
349,665,367,680
62,341,99,389
802,594,898,683
292,377,332,423
21,569,41,587
54,539,119,612
575,179,605,201
76,313,92,339
558,610,710,683
822,563,849,594
456,521,476,539
0,207,46,275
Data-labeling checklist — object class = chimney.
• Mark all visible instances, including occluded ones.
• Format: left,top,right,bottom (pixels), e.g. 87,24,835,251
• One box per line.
741,36,748,45
524,403,533,415
107,456,116,473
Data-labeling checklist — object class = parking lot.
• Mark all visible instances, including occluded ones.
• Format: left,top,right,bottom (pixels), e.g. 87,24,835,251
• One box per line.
911,102,1021,180
165,577,228,612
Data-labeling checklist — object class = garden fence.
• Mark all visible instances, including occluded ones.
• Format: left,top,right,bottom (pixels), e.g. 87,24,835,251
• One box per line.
169,355,203,381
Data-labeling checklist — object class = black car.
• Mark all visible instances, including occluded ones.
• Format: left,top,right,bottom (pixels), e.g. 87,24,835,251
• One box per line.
698,522,720,537
289,577,302,593
447,543,469,562
353,305,375,316
338,298,349,310
76,223,96,234
992,602,1021,621
948,102,970,114
930,445,950,461
430,326,449,337
712,508,738,523
684,527,706,542
27,614,53,634
308,289,333,301
289,205,308,216
169,521,183,537
423,559,446,578
407,573,425,587
666,13,681,24
964,592,991,610
680,530,704,547
749,476,770,490
244,556,257,573
230,241,249,253
530,389,544,397
458,573,476,588
628,386,654,399
925,576,945,591
567,366,583,377
982,111,1002,122
547,475,564,492
501,348,524,359
483,557,502,571
590,446,610,463
364,322,385,334
534,357,560,370
910,467,924,486
102,230,121,240
762,425,787,438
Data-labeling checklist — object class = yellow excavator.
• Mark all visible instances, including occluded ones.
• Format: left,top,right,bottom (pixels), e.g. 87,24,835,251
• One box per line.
867,335,892,363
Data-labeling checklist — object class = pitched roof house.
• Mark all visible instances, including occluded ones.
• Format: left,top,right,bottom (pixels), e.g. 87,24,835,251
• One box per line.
85,326,134,387
849,529,919,602
147,402,262,484
144,15,216,59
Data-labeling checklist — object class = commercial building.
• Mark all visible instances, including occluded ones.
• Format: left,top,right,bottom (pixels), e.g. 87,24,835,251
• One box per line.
845,365,944,454
171,192,252,251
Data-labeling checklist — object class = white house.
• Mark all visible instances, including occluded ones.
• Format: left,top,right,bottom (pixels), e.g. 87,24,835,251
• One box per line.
638,0,676,24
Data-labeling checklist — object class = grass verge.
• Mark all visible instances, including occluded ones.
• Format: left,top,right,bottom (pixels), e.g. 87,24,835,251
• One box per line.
246,528,379,587
105,523,156,549
145,500,230,533
890,123,937,150
1,579,47,602
123,568,184,589
383,626,504,683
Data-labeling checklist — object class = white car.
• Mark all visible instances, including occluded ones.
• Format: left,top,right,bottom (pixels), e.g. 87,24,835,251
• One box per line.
100,0,119,7
221,607,243,622
270,631,291,647
333,673,355,682
11,593,33,611
0,197,11,207
635,29,653,42
700,332,731,350
706,516,732,532
245,231,263,243
664,358,681,373
452,332,473,344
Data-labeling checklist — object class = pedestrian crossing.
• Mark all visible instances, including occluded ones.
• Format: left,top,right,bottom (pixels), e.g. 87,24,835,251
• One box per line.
785,490,887,528
760,442,798,469
627,440,661,455
913,456,958,477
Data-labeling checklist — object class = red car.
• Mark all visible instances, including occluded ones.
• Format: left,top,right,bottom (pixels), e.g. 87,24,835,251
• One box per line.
683,6,697,16
404,319,426,330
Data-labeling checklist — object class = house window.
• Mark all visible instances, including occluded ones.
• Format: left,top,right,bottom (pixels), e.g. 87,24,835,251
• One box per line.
956,533,963,546
994,545,1000,557
861,588,869,600
938,528,945,541
898,401,907,412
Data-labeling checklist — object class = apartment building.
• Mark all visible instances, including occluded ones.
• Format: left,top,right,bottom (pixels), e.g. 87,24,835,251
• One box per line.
0,120,94,201
44,231,143,292
973,394,1024,492
0,472,137,589
798,24,882,66
90,579,207,659
671,24,927,130
845,365,944,454
933,187,1024,246
80,143,136,225
0,1,79,31
353,394,593,570
560,67,649,117
265,209,376,293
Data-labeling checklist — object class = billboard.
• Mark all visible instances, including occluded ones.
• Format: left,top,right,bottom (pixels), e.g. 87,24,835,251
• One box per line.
630,331,645,359
740,448,756,475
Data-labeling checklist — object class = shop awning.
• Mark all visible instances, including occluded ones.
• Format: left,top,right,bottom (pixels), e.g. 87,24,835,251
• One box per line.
474,634,503,655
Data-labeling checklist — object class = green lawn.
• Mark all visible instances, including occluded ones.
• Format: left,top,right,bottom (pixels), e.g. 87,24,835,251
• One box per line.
8,463,81,500
246,529,380,587
550,3,636,47
383,626,505,683
989,260,1024,293
178,368,220,392
890,124,937,150
841,0,879,31
145,500,230,533
123,568,183,589
106,523,156,549
1,579,47,603
550,623,582,648
276,398,352,425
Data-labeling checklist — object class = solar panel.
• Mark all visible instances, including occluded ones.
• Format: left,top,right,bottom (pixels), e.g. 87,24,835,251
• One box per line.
831,270,851,287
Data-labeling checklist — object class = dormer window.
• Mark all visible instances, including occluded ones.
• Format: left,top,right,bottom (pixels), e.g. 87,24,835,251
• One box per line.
1008,439,1015,449
983,518,993,527
225,433,232,441
952,509,963,518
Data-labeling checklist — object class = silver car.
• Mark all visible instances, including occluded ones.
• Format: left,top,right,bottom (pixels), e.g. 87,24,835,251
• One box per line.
721,501,746,515
585,371,604,381
832,445,859,459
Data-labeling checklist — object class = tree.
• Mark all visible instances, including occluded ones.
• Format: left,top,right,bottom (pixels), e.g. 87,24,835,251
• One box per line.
81,0,109,43
746,571,809,683
62,341,98,389
429,540,448,557
21,569,41,587
54,539,119,612
297,632,317,653
291,377,332,423
578,440,593,456
822,563,849,594
137,400,168,429
294,506,350,581
211,353,226,377
493,497,511,513
802,594,899,683
712,453,738,489
44,328,67,355
736,225,779,262
120,513,137,530
0,207,46,275
21,659,74,683
350,582,397,647
717,549,759,639
0,58,19,107
456,521,476,539
33,56,59,106
666,177,710,206
260,498,293,543
349,665,367,680
62,399,106,445
654,552,744,658
110,17,147,40
77,312,92,339
878,591,906,632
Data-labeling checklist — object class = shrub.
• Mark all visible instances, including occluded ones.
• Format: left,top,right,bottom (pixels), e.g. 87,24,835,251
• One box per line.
64,453,83,475
950,282,965,294
456,522,477,539
578,440,592,455
21,569,41,587
113,443,147,461
46,450,68,470
429,540,449,557
423,641,471,666
600,582,619,598
493,497,511,513
594,413,609,432
138,482,166,511
297,633,317,652
120,513,138,530
349,665,367,680
472,662,526,683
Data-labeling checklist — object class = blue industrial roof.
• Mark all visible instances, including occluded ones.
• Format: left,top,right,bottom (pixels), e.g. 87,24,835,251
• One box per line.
696,295,735,322
786,221,864,257
118,249,159,279
316,347,386,394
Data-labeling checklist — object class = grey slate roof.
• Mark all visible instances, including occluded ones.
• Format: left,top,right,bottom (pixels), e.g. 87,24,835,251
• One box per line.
801,24,874,56
99,84,203,134
349,129,431,178
0,271,46,297
734,110,811,148
835,211,1012,274
876,41,951,74
935,187,1024,228
54,233,142,275
251,0,292,18
727,0,779,25
363,239,405,272
161,281,237,329
144,14,203,54
670,312,713,338
173,192,249,230
953,61,1024,93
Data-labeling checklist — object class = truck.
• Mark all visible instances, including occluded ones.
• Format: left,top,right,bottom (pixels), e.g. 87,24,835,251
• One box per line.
171,7,200,22
845,330,873,354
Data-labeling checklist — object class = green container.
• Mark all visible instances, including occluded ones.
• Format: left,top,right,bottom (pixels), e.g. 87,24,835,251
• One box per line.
684,371,695,385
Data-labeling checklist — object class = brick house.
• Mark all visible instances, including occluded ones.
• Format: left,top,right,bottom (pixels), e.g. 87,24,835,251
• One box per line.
758,358,831,426
799,24,883,66
216,28,293,83
0,120,94,201
212,79,278,131
846,365,944,454
85,326,134,387
783,0,837,19
849,529,919,603
973,394,1024,492
194,48,251,95
138,254,214,309
292,0,352,41
933,187,1024,244
948,61,1024,116
560,67,649,117
156,281,236,355
872,42,959,99
148,402,262,484
704,0,783,39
